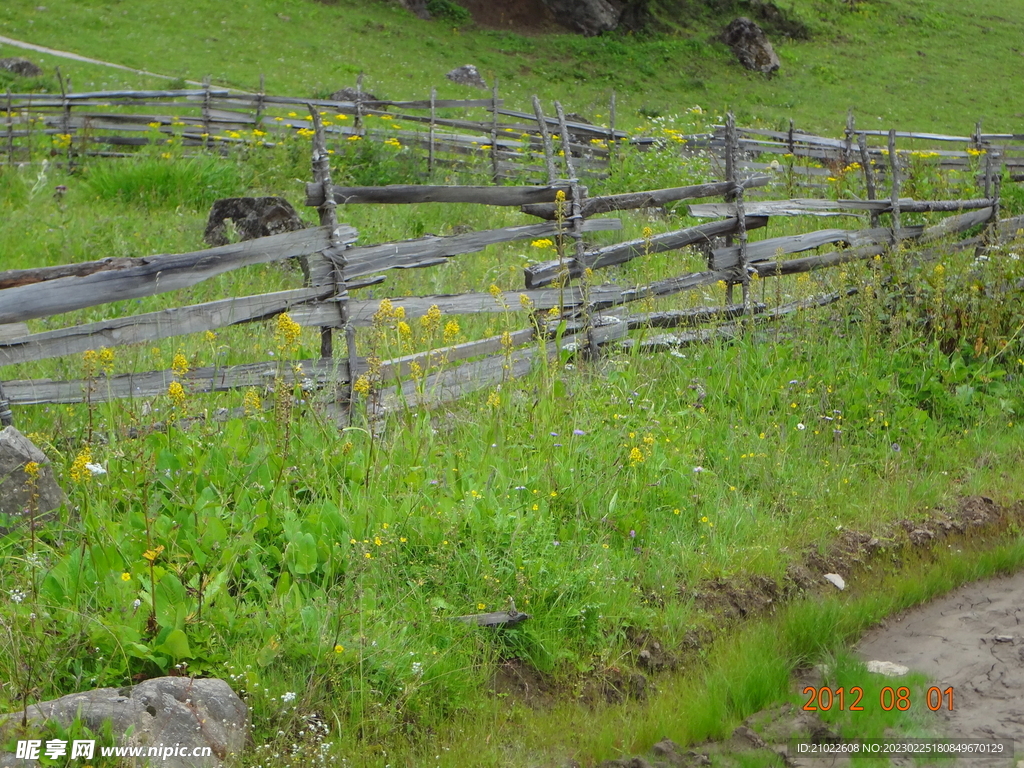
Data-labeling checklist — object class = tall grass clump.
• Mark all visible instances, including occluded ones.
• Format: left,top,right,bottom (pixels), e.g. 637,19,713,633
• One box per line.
83,155,250,209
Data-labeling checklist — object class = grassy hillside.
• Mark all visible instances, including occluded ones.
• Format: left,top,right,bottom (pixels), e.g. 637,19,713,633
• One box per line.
1,3,1024,768
1,0,1024,133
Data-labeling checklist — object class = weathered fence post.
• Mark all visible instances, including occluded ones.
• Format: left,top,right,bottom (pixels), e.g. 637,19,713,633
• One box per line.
787,118,795,155
354,73,363,132
726,113,750,312
56,67,73,168
255,74,266,131
986,151,1001,245
490,80,500,183
608,91,617,165
858,134,880,228
983,147,993,200
843,108,854,167
888,129,901,247
531,96,558,185
5,90,13,166
428,86,436,176
724,113,737,305
201,75,212,141
308,107,358,413
554,101,596,358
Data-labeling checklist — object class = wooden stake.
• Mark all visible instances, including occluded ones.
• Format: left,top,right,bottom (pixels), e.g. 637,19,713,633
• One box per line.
309,106,358,412
428,86,436,176
555,101,596,358
843,108,854,167
724,112,737,304
490,80,500,184
608,91,617,164
5,91,13,166
532,96,558,185
255,74,266,128
858,134,879,228
354,73,363,131
56,66,72,168
202,75,211,138
888,129,901,247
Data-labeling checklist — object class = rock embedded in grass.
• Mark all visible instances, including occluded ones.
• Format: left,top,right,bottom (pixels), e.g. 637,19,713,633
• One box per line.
0,426,66,533
0,677,249,768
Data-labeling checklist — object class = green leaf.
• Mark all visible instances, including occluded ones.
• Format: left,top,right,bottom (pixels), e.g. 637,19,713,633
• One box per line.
285,532,318,575
157,629,192,660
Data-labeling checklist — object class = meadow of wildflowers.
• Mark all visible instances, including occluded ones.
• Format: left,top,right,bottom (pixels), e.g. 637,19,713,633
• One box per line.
2,1,1024,761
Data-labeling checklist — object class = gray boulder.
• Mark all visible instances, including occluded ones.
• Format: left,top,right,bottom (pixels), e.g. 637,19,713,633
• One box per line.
542,0,618,36
0,58,43,77
329,86,383,105
445,64,487,89
722,17,781,75
0,427,66,534
0,677,249,768
203,197,306,247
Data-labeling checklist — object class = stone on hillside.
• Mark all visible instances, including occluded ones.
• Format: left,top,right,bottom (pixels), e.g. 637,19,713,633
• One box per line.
203,197,306,247
0,677,249,768
542,0,618,36
0,426,66,533
721,17,781,75
329,86,383,105
445,64,487,89
0,58,43,77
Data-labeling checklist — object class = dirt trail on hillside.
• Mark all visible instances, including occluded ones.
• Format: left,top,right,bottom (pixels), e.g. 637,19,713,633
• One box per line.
851,569,1024,768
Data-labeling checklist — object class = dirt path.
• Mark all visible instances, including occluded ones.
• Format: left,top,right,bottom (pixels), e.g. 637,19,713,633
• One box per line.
853,569,1024,768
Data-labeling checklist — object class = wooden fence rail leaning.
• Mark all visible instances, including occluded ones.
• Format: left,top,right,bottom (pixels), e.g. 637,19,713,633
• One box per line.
1,108,1022,425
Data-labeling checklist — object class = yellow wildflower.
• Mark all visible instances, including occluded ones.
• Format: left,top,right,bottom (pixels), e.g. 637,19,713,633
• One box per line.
121,572,131,581
275,312,302,353
24,461,41,479
99,347,115,375
82,349,99,376
243,388,262,417
143,545,165,563
420,304,443,333
171,353,190,377
70,447,92,483
168,381,186,409
353,375,372,395
443,320,460,343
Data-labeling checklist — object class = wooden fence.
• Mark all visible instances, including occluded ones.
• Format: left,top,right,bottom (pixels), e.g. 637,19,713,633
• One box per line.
1,82,626,183
1,111,1022,427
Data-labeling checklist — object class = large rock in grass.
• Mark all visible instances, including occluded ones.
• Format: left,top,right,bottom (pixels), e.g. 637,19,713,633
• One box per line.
0,426,66,534
722,17,781,75
329,86,384,106
541,0,619,36
445,64,488,89
0,678,249,768
203,197,306,247
0,58,43,77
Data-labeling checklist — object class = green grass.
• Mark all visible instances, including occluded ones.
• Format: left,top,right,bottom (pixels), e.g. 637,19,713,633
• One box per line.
2,3,1024,766
1,0,1024,134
